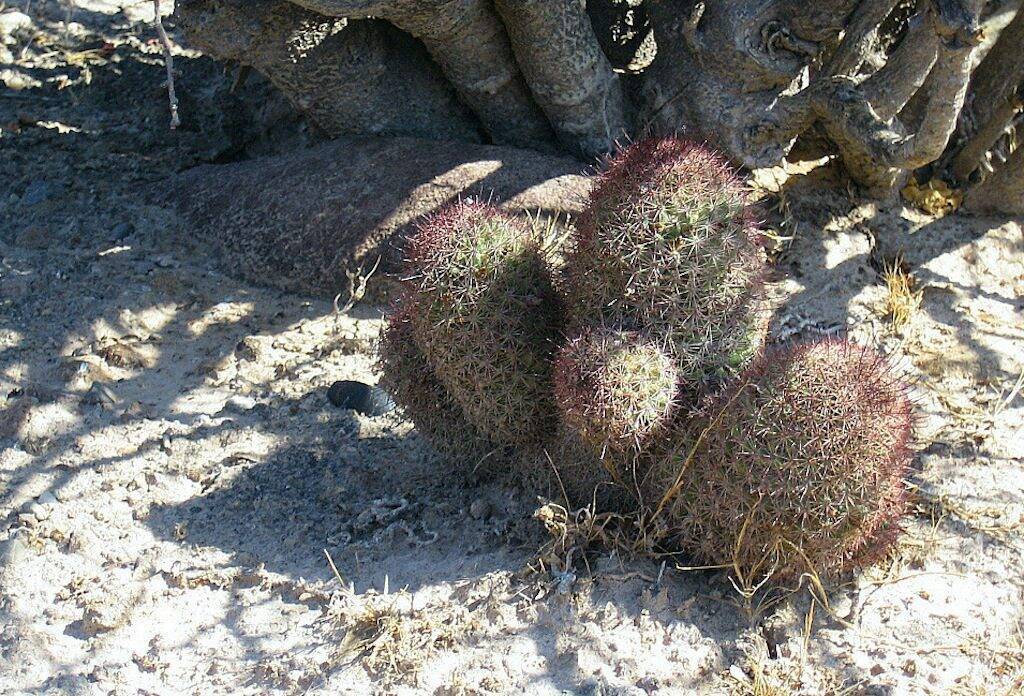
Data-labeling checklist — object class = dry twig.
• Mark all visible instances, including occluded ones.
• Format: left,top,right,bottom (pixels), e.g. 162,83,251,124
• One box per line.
152,0,179,129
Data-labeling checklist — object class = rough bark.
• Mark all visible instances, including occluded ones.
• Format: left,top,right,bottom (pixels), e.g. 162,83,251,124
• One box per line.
949,6,1024,183
641,0,983,193
174,0,484,142
173,0,1020,210
964,121,1024,215
493,0,627,157
279,0,627,158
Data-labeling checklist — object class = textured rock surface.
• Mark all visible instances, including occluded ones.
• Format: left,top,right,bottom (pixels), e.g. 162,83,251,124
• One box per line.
160,136,591,298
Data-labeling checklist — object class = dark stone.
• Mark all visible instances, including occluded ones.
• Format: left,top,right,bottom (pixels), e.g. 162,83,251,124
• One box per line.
22,180,51,206
326,380,395,416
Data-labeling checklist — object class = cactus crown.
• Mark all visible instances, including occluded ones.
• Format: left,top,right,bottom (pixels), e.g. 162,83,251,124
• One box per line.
567,138,767,384
659,339,913,583
554,327,678,454
406,202,543,317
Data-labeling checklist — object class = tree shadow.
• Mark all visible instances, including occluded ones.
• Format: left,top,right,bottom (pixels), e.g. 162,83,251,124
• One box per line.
768,163,1022,383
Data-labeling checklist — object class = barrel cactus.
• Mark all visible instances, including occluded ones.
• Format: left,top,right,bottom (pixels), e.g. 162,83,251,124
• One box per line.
401,201,561,447
565,137,768,386
553,326,678,456
652,339,913,585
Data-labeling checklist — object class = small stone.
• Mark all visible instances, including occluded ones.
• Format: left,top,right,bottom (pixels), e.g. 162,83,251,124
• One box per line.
222,395,257,413
902,660,917,677
0,11,33,41
28,501,49,521
17,513,37,527
469,499,491,519
110,221,133,240
15,225,50,249
729,664,748,683
81,600,129,635
326,381,395,416
831,592,854,618
21,180,51,206
38,491,57,506
235,337,261,362
870,664,885,676
83,383,119,409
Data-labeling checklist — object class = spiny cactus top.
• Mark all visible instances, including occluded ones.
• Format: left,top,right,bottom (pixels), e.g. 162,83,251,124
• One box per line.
553,326,678,455
654,339,913,584
402,201,561,447
567,137,768,385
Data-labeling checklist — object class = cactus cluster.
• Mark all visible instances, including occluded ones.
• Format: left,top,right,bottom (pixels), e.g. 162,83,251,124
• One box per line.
378,138,913,584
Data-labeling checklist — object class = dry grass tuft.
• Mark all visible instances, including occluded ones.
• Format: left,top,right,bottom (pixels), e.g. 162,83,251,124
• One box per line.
901,178,963,216
530,501,651,581
882,255,923,331
912,487,1024,542
328,590,481,687
724,628,857,696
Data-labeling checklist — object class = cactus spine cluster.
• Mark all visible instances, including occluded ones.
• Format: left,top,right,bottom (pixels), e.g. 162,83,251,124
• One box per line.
401,202,561,447
377,303,505,468
653,340,913,584
566,138,767,385
553,327,677,456
379,138,913,584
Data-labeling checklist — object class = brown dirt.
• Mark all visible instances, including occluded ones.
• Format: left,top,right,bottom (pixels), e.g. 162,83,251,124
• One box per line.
1,2,1023,694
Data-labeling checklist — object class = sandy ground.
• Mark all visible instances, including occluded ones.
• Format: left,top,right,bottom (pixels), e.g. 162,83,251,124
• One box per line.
2,2,1024,694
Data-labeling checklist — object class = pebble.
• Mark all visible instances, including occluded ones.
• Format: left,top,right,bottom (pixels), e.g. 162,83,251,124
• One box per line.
469,498,491,519
326,381,395,416
222,395,257,413
234,337,261,362
22,180,51,207
110,221,133,240
14,225,50,248
38,491,57,506
28,501,49,521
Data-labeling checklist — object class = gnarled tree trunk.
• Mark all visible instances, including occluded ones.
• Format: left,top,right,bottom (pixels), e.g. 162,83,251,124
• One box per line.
172,0,1023,213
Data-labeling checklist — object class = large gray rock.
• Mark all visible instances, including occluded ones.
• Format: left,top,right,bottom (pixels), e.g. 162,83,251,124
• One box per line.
162,136,592,298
